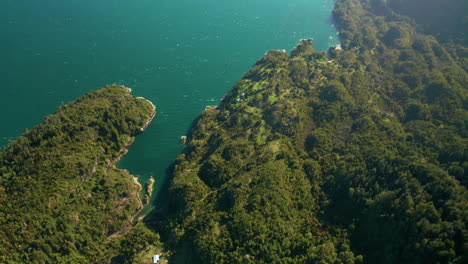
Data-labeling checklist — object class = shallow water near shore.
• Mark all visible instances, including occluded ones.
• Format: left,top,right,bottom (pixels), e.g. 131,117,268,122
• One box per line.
0,0,339,212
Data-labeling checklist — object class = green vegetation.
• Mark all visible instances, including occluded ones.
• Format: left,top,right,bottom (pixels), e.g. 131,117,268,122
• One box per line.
386,0,467,45
1,1,466,263
162,1,467,263
108,222,163,264
0,85,158,263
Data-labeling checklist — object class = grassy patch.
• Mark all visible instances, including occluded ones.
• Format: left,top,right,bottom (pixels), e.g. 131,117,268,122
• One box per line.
268,95,278,103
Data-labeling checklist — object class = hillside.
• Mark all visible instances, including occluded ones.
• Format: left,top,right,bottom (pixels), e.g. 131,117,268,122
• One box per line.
0,85,156,263
162,0,467,263
386,0,467,46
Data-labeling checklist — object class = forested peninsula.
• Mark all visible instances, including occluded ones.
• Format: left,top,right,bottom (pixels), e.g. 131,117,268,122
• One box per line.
161,0,467,263
0,85,157,263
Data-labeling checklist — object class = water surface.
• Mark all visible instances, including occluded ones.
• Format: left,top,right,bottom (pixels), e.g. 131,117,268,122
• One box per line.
0,0,339,211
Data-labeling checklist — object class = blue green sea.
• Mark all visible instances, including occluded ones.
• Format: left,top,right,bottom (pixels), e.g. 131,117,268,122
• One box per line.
0,0,339,211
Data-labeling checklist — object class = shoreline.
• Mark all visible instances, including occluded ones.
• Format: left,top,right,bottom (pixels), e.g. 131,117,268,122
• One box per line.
107,86,156,239
137,96,156,132
122,85,156,132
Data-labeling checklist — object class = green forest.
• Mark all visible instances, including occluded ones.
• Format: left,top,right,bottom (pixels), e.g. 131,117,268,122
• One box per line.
0,85,159,263
161,0,467,263
0,0,466,263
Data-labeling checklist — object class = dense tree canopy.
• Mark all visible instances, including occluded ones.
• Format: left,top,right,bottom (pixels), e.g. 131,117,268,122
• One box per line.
0,85,156,263
163,0,467,263
1,1,466,263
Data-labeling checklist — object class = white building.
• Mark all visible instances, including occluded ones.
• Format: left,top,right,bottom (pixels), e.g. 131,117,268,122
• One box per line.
153,254,160,264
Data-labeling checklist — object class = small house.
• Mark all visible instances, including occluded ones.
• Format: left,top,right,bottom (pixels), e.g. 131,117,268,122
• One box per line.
153,254,160,264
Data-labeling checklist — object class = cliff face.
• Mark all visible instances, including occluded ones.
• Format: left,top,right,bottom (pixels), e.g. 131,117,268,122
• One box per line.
165,1,467,263
0,85,156,263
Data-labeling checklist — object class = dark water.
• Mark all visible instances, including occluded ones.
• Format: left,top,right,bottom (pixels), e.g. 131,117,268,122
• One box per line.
0,0,339,211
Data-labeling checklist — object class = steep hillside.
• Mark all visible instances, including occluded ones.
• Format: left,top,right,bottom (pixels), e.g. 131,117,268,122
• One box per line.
0,85,156,263
340,0,468,70
386,0,467,45
163,0,467,263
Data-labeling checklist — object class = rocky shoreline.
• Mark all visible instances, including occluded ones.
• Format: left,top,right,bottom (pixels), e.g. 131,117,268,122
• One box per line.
143,177,155,205
107,86,156,239
137,96,156,133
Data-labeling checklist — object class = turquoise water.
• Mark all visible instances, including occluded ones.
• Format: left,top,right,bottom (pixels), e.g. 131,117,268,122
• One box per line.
0,0,339,211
